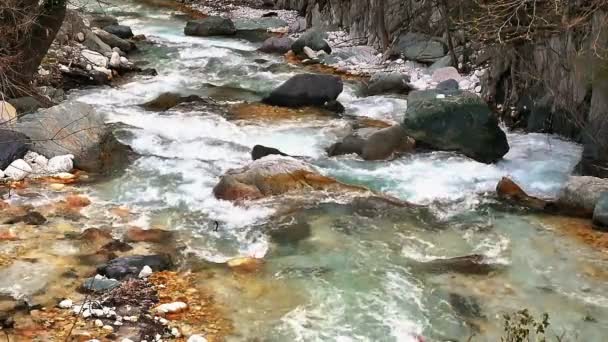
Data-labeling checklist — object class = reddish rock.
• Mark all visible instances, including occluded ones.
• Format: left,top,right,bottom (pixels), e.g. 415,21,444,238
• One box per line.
65,195,92,208
496,177,549,210
227,257,264,273
79,228,113,245
124,227,174,243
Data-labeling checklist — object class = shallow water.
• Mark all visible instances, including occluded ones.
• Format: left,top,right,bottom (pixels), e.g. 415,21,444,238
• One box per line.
54,1,608,341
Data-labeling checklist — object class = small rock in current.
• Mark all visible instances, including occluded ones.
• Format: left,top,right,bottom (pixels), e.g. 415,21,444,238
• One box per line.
138,265,153,278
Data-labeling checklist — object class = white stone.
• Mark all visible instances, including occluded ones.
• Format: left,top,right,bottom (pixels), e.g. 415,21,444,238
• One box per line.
156,302,188,314
82,49,108,68
120,56,129,65
188,335,208,342
475,85,482,93
77,32,85,42
24,151,48,176
94,274,104,280
436,94,446,99
302,46,317,59
86,64,93,71
58,299,73,309
94,319,104,327
102,325,114,332
138,265,153,278
93,66,112,78
4,159,32,180
159,317,168,325
92,309,104,317
109,51,121,68
171,327,181,337
0,101,17,125
82,309,92,318
458,79,472,90
46,154,74,174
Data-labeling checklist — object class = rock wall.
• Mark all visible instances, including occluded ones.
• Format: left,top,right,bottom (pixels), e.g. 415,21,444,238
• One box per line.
275,0,442,49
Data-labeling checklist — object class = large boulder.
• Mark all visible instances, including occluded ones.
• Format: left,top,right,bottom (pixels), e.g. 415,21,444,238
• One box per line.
291,29,331,56
391,32,447,63
184,16,236,37
93,28,133,52
233,17,288,41
364,72,412,96
593,192,608,231
259,36,293,54
102,24,134,39
402,90,509,163
558,176,608,214
262,74,343,108
213,155,365,201
0,130,30,170
12,101,132,173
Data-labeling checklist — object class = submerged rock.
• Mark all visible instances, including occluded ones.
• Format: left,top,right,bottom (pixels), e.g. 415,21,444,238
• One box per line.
409,254,499,275
97,255,173,280
364,72,412,96
259,36,293,54
227,257,264,273
184,16,236,37
0,261,56,300
328,125,415,160
251,145,289,161
12,101,133,173
124,227,174,243
3,211,47,225
140,92,207,111
0,130,30,170
268,216,312,243
291,29,331,56
593,193,608,231
262,74,343,108
402,90,509,163
81,277,120,293
213,155,366,201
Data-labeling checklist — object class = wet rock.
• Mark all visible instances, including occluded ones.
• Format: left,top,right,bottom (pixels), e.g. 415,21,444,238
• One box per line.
350,195,417,217
213,156,365,201
81,277,120,293
0,130,30,170
79,228,113,245
103,25,134,39
268,218,311,243
124,227,174,243
328,125,415,160
101,240,133,253
4,211,46,225
90,15,118,29
364,72,412,96
323,100,345,113
94,28,134,52
391,32,446,63
403,90,509,163
558,176,608,214
12,101,133,173
65,195,91,208
592,192,608,231
227,257,263,273
80,250,117,265
262,74,343,108
327,134,366,157
436,79,459,91
496,177,549,210
291,29,331,56
0,261,56,299
259,36,293,54
448,293,484,319
409,254,498,275
234,17,288,41
184,16,236,37
140,92,207,111
98,255,173,280
251,145,289,161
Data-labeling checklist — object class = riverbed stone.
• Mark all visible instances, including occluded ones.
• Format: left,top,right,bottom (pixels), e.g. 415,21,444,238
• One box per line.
103,25,134,39
81,277,120,293
402,90,509,163
262,74,343,108
328,125,415,160
496,177,549,210
124,227,174,243
233,17,288,41
259,36,293,54
251,145,289,160
0,130,30,170
0,260,56,300
391,32,446,63
140,92,207,111
592,192,608,231
291,29,331,56
89,15,118,29
12,101,133,173
558,176,608,214
410,254,499,275
97,255,173,280
184,16,236,37
431,66,462,83
94,28,133,52
364,72,412,96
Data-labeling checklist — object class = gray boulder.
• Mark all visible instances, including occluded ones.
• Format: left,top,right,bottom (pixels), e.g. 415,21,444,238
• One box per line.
259,36,293,54
184,16,236,37
392,32,446,63
364,72,411,96
402,90,509,163
328,125,415,160
263,74,343,108
0,130,30,170
436,79,459,92
233,17,288,41
593,192,608,231
102,24,133,39
83,31,112,55
94,28,133,52
558,176,608,213
12,101,132,173
291,29,331,56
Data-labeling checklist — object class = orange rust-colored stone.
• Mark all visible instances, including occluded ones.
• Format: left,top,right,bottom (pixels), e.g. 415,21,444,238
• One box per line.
227,257,264,273
0,228,18,241
229,102,335,122
496,177,549,210
284,51,369,81
538,215,608,252
65,195,92,208
355,117,393,129
124,227,174,243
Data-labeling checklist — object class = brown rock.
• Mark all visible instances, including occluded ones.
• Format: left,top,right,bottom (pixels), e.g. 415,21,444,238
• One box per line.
124,227,174,243
79,228,113,245
227,257,264,273
411,254,500,275
228,102,334,121
496,177,549,210
65,195,92,208
0,229,18,241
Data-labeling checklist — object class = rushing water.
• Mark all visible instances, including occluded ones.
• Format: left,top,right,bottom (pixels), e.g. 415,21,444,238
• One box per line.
61,1,608,341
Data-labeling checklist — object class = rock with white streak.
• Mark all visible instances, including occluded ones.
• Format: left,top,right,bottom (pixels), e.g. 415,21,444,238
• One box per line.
46,154,74,174
156,302,188,314
81,49,108,68
4,159,32,180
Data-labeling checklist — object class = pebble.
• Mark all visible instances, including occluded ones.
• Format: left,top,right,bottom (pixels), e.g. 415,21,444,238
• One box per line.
59,299,73,309
156,301,188,314
188,335,208,342
138,265,153,278
171,327,181,337
95,319,104,327
50,183,65,191
102,325,114,332
46,154,74,173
